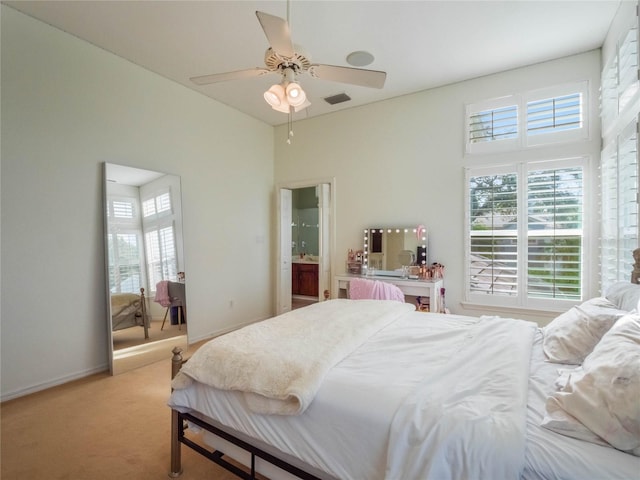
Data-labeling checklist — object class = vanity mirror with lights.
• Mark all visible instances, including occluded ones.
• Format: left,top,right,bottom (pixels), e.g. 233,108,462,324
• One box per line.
103,163,187,375
363,227,428,274
334,226,443,312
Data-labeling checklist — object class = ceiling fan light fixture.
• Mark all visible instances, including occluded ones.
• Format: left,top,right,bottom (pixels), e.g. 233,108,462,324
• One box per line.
285,82,306,107
271,103,291,113
293,98,311,112
264,84,285,107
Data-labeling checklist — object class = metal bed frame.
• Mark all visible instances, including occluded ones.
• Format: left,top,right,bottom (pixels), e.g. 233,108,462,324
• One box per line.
169,347,321,480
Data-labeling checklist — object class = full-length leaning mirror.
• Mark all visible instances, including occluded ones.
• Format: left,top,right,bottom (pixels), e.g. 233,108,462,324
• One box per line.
103,163,187,375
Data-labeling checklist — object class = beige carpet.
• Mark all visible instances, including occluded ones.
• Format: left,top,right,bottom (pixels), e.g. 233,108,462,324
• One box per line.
0,341,257,480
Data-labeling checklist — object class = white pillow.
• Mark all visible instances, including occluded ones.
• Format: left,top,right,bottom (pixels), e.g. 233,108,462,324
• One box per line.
543,297,627,364
605,281,640,312
542,312,640,456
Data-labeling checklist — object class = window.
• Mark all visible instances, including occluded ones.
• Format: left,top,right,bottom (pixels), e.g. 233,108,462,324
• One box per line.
601,119,639,290
468,105,518,144
617,22,639,114
466,158,586,308
466,96,519,154
602,17,639,135
526,93,582,136
524,83,588,147
466,82,588,154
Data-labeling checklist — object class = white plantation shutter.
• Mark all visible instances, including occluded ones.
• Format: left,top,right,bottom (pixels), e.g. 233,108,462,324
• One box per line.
527,93,582,136
601,119,639,290
141,187,178,288
526,167,583,300
466,160,585,307
468,105,519,144
156,192,171,213
601,55,619,130
106,196,143,293
143,190,172,217
601,141,620,286
112,199,135,219
467,84,587,154
617,21,639,114
468,171,518,296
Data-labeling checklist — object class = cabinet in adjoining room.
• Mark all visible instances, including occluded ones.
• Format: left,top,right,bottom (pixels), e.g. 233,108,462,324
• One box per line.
292,263,319,297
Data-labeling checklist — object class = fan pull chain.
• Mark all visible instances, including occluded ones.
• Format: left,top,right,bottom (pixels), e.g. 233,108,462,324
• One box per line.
287,106,294,144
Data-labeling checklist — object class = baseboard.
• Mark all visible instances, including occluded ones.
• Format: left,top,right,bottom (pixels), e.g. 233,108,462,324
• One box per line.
188,315,271,345
1,363,109,403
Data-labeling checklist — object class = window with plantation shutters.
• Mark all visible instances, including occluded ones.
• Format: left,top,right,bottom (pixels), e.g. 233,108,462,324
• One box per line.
466,82,588,153
466,96,519,154
142,190,172,218
466,159,586,308
618,21,639,114
469,105,519,144
527,93,582,136
106,196,144,294
601,119,639,291
145,226,177,288
468,170,518,296
524,82,588,147
141,187,178,290
526,166,583,300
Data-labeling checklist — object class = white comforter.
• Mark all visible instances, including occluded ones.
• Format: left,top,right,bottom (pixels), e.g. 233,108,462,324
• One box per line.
170,301,543,479
385,315,536,480
172,299,415,415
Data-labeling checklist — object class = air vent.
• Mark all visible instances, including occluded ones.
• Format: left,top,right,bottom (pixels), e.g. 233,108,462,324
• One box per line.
324,93,351,105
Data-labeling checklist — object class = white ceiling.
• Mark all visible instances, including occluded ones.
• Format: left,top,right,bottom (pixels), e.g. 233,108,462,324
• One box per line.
5,0,622,126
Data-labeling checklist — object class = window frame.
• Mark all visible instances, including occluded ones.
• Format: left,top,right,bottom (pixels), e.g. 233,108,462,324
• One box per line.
465,156,590,312
465,82,590,155
465,95,520,155
524,82,589,147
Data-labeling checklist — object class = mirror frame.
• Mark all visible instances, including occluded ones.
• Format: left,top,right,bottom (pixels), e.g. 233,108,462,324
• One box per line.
363,226,428,272
103,163,187,375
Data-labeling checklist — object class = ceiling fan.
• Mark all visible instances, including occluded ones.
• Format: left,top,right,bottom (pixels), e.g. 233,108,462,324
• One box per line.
190,10,387,115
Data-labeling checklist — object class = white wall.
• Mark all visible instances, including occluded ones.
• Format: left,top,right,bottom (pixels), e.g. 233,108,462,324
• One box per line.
274,50,602,324
1,6,274,400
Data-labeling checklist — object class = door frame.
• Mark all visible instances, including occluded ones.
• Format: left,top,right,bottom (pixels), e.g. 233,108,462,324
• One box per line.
275,177,336,315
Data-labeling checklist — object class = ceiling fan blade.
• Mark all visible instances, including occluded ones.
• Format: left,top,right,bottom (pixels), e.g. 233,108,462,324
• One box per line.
190,68,272,86
309,64,387,89
256,11,294,58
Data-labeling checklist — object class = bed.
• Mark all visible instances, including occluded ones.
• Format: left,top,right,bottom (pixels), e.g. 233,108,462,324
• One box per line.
168,257,640,479
111,288,150,339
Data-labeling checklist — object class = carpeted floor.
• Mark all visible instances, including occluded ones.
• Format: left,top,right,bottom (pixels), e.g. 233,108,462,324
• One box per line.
0,341,249,480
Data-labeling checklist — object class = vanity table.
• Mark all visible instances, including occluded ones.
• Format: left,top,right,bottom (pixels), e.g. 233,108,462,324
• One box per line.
334,274,443,313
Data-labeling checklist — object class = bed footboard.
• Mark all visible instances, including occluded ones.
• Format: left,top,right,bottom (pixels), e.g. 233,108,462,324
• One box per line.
170,347,185,478
168,346,322,480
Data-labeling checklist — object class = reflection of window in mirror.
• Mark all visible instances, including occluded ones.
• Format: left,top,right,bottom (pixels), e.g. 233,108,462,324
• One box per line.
141,186,178,291
106,192,144,294
106,181,180,297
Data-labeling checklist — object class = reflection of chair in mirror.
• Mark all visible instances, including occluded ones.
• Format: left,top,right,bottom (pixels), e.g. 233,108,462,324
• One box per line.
156,281,186,331
111,288,150,339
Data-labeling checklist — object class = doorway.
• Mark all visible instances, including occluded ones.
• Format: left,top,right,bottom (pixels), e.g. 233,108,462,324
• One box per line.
276,178,335,315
